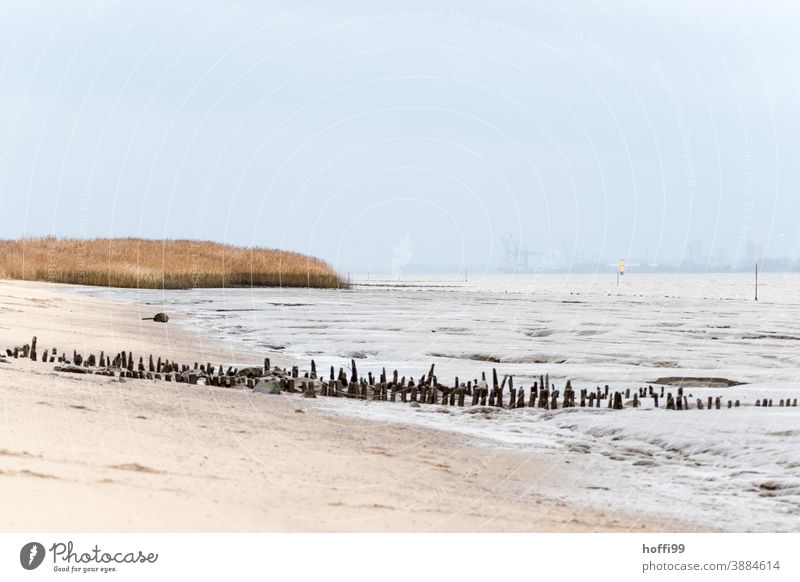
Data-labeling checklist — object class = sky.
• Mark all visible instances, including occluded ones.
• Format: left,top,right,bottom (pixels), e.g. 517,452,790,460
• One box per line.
0,0,799,275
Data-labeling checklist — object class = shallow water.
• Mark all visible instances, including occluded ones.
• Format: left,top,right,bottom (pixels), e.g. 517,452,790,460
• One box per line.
72,272,800,385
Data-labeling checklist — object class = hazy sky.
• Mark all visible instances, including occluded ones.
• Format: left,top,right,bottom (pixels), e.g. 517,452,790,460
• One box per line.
1,0,798,274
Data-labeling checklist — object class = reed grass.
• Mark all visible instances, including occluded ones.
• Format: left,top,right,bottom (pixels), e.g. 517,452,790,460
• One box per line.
0,237,349,289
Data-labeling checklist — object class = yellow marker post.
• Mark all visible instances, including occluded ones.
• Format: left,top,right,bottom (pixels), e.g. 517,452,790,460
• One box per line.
617,259,625,287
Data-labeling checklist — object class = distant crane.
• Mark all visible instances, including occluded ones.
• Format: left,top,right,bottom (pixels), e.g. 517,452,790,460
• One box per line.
501,235,539,272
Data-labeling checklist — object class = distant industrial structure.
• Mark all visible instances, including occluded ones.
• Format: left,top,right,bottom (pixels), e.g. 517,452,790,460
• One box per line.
500,235,539,272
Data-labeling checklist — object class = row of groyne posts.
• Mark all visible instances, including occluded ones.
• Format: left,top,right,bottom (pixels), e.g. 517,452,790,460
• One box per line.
6,336,799,410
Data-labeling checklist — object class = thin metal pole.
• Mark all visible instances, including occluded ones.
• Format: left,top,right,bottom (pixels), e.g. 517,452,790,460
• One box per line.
754,231,759,302
755,260,758,302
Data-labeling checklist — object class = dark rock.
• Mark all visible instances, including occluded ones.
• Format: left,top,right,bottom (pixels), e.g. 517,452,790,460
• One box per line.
153,313,169,323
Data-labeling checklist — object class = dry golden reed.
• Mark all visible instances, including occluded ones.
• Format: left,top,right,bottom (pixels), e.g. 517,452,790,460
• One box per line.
0,237,348,290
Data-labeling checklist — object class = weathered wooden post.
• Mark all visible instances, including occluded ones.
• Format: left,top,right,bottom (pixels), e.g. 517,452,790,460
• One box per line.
304,380,317,398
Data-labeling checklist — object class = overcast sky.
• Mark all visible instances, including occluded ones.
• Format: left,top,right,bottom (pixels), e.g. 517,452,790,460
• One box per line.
0,0,798,274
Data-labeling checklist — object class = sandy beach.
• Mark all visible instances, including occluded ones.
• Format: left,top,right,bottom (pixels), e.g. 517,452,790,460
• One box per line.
0,280,699,532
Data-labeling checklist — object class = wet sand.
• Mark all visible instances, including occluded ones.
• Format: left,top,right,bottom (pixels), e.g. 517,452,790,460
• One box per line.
0,280,701,532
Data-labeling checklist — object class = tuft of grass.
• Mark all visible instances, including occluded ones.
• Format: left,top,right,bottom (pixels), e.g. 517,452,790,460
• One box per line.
0,237,349,290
